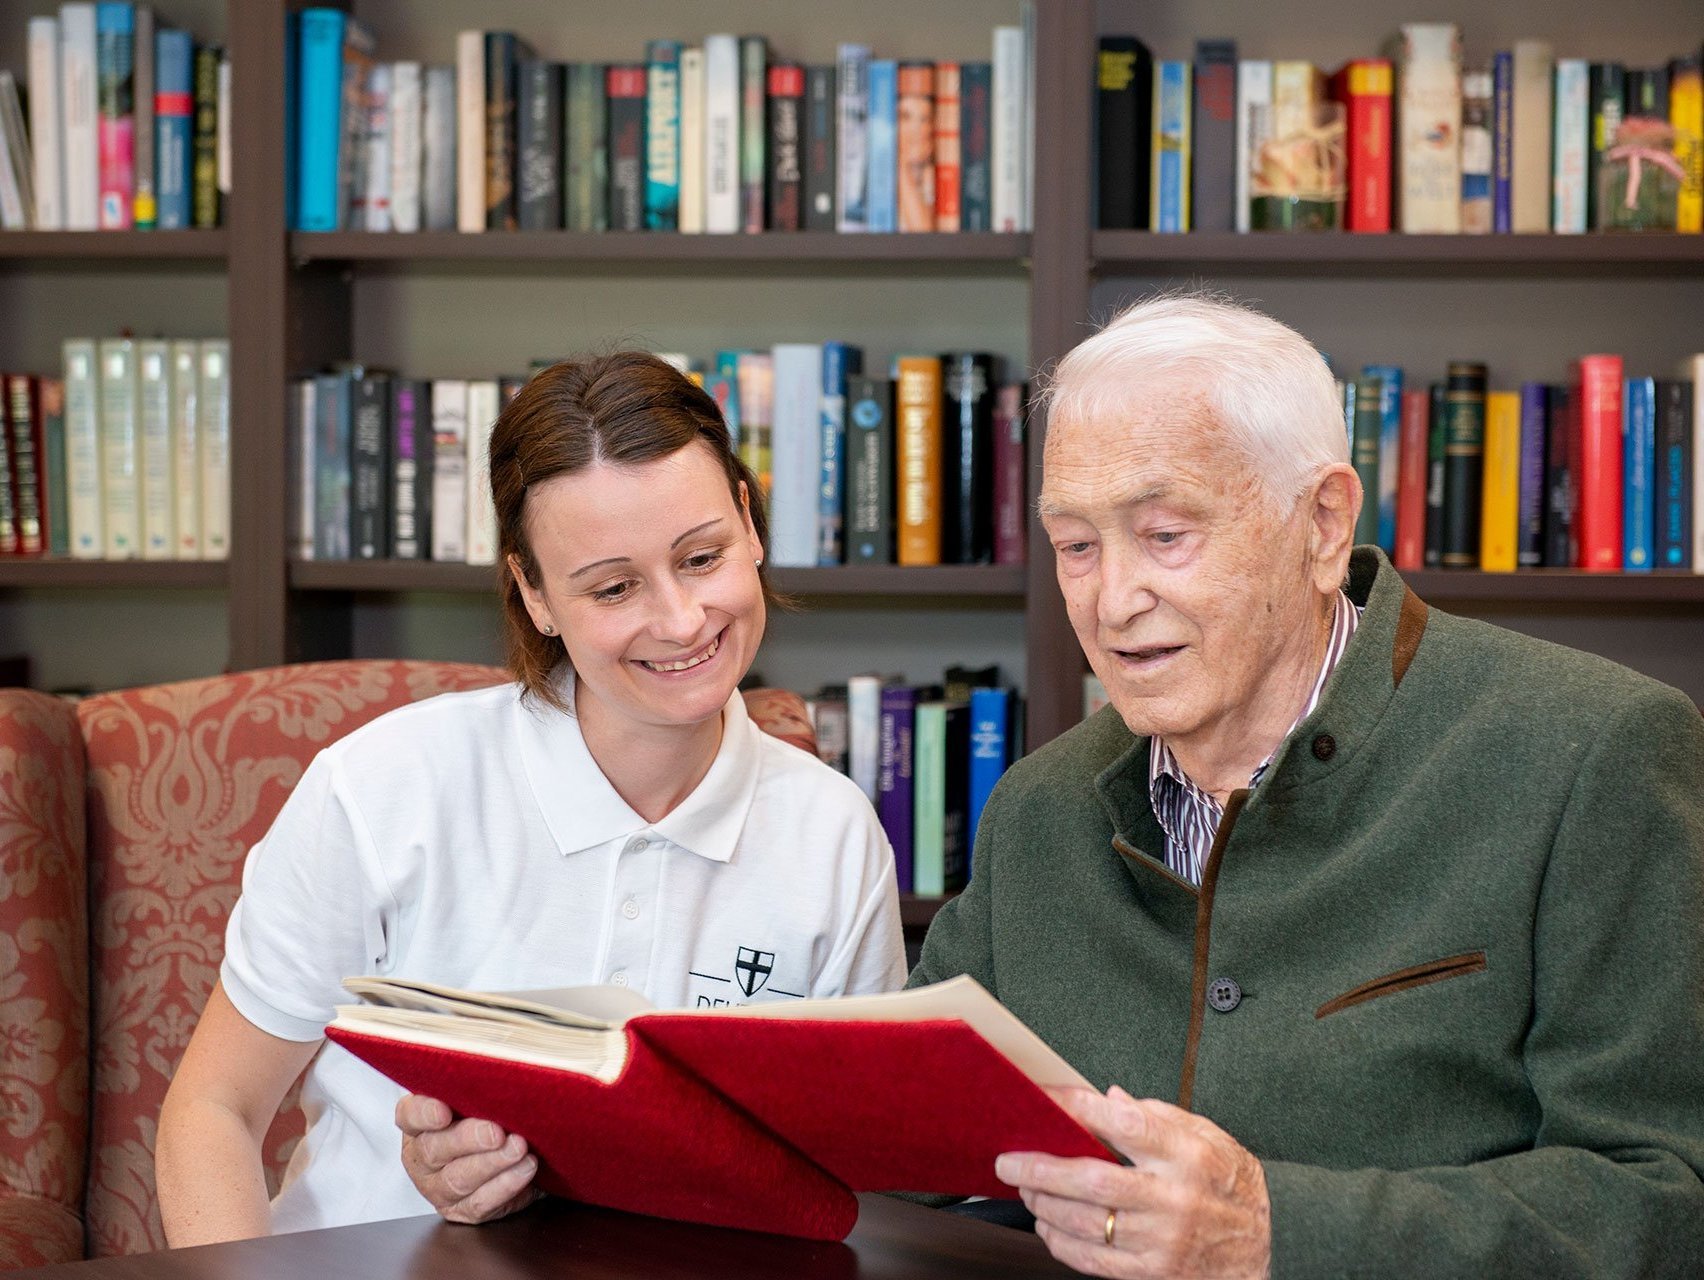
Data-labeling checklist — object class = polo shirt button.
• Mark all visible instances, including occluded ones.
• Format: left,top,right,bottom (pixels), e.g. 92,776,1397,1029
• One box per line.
1311,734,1336,761
1207,978,1242,1012
611,971,629,987
621,898,640,920
626,836,650,853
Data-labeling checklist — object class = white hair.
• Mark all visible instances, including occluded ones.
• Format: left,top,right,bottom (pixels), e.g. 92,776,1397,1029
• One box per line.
1040,291,1347,509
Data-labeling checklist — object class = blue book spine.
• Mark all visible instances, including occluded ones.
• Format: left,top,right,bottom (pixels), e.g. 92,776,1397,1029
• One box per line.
1492,52,1513,233
1517,381,1548,566
154,29,194,230
817,342,863,565
295,9,346,231
1154,61,1190,232
876,686,917,893
1362,364,1403,551
866,60,897,233
966,687,1008,860
644,40,681,230
1622,377,1655,571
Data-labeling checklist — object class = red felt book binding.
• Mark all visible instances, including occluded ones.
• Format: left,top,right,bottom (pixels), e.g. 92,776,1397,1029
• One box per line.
1572,354,1624,571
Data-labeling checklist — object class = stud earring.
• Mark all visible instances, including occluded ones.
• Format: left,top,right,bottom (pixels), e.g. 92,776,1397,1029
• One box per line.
754,557,764,569
542,624,556,636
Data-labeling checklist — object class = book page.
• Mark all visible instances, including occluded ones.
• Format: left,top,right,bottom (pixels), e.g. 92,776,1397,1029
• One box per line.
341,975,654,1030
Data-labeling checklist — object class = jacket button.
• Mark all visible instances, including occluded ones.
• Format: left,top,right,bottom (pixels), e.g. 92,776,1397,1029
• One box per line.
1207,978,1242,1012
1311,734,1336,761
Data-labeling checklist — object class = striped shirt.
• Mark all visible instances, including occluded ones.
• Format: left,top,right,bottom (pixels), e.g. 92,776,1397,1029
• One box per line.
1149,591,1361,886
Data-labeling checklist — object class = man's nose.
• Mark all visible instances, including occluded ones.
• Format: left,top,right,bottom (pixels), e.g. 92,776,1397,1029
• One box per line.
1096,543,1159,628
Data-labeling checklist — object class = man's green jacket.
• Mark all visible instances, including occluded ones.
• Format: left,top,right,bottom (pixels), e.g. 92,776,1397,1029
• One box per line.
912,549,1704,1278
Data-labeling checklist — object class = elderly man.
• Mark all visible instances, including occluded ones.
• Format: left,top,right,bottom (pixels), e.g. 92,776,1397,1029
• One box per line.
910,294,1704,1278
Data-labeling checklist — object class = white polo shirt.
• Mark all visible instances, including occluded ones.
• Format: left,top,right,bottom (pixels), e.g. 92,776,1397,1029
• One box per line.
221,679,905,1234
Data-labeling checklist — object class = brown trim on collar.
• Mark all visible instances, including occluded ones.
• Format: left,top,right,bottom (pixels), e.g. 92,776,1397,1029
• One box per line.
1392,588,1429,688
1112,834,1201,895
1176,787,1249,1112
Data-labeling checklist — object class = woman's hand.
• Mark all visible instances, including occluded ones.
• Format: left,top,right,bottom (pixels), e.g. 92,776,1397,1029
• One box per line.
395,1094,543,1224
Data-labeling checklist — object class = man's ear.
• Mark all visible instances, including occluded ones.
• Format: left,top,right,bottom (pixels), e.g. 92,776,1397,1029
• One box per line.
1308,464,1359,592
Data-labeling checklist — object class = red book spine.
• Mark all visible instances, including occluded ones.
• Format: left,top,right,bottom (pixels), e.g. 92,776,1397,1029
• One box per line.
933,63,962,231
1573,354,1624,571
992,383,1027,565
1394,388,1429,570
1332,60,1392,233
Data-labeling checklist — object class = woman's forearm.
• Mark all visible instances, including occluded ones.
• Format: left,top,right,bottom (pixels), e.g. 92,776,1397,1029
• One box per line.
156,1094,274,1246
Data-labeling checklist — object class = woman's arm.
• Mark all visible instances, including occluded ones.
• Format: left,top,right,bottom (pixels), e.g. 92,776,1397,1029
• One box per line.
156,981,321,1246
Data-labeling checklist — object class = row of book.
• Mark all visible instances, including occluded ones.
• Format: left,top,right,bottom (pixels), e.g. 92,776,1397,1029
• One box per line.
0,339,231,561
1097,26,1704,233
291,12,1035,235
1342,355,1704,573
3,5,227,232
294,350,1030,570
809,670,1020,897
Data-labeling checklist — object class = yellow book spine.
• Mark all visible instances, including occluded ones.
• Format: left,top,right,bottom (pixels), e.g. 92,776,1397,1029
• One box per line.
1480,391,1521,572
1670,61,1703,233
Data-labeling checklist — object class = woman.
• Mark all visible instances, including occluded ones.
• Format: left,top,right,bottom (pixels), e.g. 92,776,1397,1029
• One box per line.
156,352,906,1243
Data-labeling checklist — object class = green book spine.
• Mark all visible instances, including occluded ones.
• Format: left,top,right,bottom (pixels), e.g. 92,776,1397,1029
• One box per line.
1351,377,1383,546
565,63,608,231
43,381,70,558
192,46,220,228
1441,362,1488,567
739,36,768,232
912,702,946,896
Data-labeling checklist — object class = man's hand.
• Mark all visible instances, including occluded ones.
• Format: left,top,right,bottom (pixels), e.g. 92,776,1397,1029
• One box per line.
396,1094,542,1225
994,1086,1271,1280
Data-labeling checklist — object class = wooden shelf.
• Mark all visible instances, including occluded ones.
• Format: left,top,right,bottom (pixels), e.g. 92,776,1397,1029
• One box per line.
0,559,228,589
900,893,956,930
0,230,229,264
1091,231,1704,277
1398,568,1704,606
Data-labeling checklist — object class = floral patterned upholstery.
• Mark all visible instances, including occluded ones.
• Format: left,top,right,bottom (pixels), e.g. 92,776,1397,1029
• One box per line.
0,663,814,1265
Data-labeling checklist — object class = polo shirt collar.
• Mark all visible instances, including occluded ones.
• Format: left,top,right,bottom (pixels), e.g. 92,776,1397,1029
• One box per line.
516,674,758,863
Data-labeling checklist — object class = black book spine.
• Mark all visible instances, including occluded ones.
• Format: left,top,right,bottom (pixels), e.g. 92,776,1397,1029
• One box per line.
845,375,895,564
351,373,391,559
1440,362,1487,568
1543,385,1575,568
941,702,970,891
192,45,221,228
960,63,993,231
1423,382,1446,567
1095,38,1140,229
516,62,564,230
803,65,837,231
766,63,804,231
606,65,647,231
1654,379,1693,570
1190,38,1237,232
390,379,432,559
942,353,997,564
484,34,527,230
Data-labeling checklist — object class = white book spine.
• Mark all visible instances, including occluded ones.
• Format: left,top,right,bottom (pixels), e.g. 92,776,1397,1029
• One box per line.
59,4,98,230
704,35,740,234
138,340,175,560
62,339,104,559
97,339,140,560
1510,39,1554,234
768,344,824,568
217,55,232,198
464,380,500,565
678,47,706,234
991,27,1025,233
198,340,230,560
0,79,26,229
846,674,882,802
390,62,423,233
361,62,394,231
1020,0,1035,232
28,18,64,230
456,32,485,232
1551,59,1589,235
171,340,201,560
835,43,869,231
1235,61,1272,234
431,379,469,561
423,66,457,232
1397,23,1462,234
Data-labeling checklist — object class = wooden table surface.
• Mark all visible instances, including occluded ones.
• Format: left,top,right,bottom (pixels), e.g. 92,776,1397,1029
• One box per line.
14,1195,1076,1279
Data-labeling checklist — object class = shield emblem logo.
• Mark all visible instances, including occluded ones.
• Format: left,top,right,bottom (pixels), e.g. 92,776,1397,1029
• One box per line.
734,947,775,997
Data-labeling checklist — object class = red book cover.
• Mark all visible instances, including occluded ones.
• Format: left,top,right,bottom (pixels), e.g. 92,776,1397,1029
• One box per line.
934,63,963,231
993,383,1028,565
1330,59,1392,233
1394,388,1429,570
1572,354,1624,571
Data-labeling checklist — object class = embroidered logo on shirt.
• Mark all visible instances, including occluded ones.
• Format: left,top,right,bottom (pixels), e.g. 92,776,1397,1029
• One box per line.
735,947,775,996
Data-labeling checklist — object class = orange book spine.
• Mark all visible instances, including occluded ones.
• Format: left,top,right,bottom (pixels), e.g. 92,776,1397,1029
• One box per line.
933,63,962,231
1572,354,1624,571
897,356,943,565
1479,391,1521,572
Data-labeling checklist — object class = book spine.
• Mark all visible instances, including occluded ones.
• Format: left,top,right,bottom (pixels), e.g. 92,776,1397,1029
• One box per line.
464,380,499,565
1422,383,1446,566
0,379,16,552
865,60,897,233
817,341,862,566
769,343,822,567
606,65,646,231
1587,63,1626,231
192,43,220,228
1688,361,1704,572
896,356,943,565
137,341,174,560
1151,61,1191,232
911,701,946,895
941,702,969,889
1398,24,1462,233
1096,38,1140,230
565,63,608,232
41,379,69,558
62,339,104,558
419,65,455,231
290,377,312,559
154,28,193,230
96,2,136,229
28,18,65,230
4,376,44,556
766,63,804,232
517,61,563,230
846,674,881,802
351,372,390,559
967,687,1008,856
1459,70,1492,233
739,37,768,234
959,62,993,231
1623,377,1656,571
735,352,775,497
1440,362,1487,567
1551,60,1589,234
1394,388,1429,570
895,62,934,232
845,375,893,564
1510,40,1554,232
834,44,869,231
992,383,1027,566
1573,354,1624,571
217,53,230,207
1516,381,1548,567
703,37,740,234
1492,52,1513,232
98,338,140,559
132,5,154,227
1190,39,1236,233
197,340,228,559
991,26,1025,232
1362,364,1403,549
357,62,393,231
876,686,916,894
645,41,681,231
942,352,995,564
678,47,705,234
314,372,350,558
430,379,468,561
933,62,961,231
283,9,298,230
483,34,523,231
61,5,101,230
1543,386,1574,567
1653,379,1693,570
1480,390,1520,572
1339,59,1392,232
455,30,485,233
803,65,836,232
1672,58,1704,234
387,62,423,233
1351,379,1382,546
391,379,432,558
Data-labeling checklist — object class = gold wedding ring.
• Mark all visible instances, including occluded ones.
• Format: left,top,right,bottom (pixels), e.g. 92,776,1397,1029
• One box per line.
1104,1208,1117,1247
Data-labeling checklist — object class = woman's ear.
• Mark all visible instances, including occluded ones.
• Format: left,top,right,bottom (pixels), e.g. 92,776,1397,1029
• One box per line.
508,553,556,634
738,481,764,563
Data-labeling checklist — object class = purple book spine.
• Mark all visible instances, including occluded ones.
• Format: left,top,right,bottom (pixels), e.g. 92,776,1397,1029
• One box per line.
875,686,916,892
1492,52,1513,233
1517,380,1547,566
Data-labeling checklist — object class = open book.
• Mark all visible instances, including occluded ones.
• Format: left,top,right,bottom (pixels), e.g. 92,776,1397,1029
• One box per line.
326,975,1114,1240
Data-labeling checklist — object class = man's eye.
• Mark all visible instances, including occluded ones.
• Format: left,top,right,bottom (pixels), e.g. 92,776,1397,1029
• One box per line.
1058,542,1093,556
1151,530,1184,545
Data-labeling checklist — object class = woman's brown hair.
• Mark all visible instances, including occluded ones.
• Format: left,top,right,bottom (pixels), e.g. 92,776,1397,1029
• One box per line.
489,351,772,710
